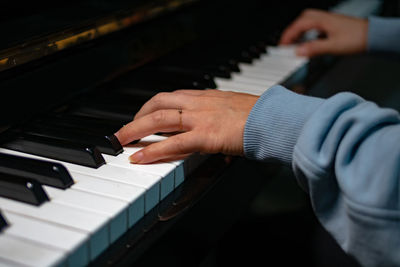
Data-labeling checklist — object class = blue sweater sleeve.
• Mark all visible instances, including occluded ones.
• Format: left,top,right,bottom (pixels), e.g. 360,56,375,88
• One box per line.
368,16,400,53
244,85,400,267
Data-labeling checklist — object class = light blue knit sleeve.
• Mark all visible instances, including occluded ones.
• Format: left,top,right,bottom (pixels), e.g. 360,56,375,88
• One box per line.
244,85,400,267
368,16,400,53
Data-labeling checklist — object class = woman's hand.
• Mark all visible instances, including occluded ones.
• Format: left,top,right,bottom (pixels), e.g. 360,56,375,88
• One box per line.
279,9,368,57
115,89,259,164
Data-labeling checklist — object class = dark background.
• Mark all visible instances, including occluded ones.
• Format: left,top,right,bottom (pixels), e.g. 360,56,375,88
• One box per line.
1,0,400,266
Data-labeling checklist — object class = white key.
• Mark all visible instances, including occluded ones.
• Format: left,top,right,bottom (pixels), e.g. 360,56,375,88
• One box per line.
251,62,297,76
122,135,185,187
103,153,175,200
260,54,307,67
123,136,209,180
0,148,160,213
239,62,290,77
266,45,298,57
215,78,268,95
0,196,108,260
3,211,89,267
215,77,268,91
43,186,128,243
0,258,28,267
230,75,276,88
239,64,286,79
232,71,280,84
67,164,159,213
71,172,145,227
0,234,66,267
217,86,264,96
255,61,304,74
256,58,303,71
239,70,284,84
123,136,209,184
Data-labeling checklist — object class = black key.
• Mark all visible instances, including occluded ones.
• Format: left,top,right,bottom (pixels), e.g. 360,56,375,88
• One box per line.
254,41,268,53
118,79,180,92
128,71,208,90
21,124,123,156
69,104,136,124
177,53,240,74
65,91,141,123
38,114,123,136
115,82,181,96
156,45,238,75
246,44,262,59
114,70,193,94
73,94,145,116
78,91,151,107
2,133,105,168
222,58,241,73
156,63,231,79
236,50,253,63
111,86,160,98
143,66,218,87
0,152,73,189
182,41,254,64
41,114,140,145
0,172,49,206
0,212,7,232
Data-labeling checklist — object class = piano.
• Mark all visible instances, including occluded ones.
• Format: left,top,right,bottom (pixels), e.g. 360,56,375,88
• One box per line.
0,0,393,266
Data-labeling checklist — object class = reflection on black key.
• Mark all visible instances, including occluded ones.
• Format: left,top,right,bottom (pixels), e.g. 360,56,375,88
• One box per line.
0,153,73,189
42,114,123,135
116,81,179,95
0,212,7,232
156,64,230,80
2,134,105,168
22,123,123,156
142,66,218,87
247,44,262,59
76,91,149,109
124,71,208,90
0,172,49,206
69,105,134,124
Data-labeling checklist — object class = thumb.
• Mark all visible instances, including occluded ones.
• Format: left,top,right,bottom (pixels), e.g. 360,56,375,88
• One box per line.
296,39,332,57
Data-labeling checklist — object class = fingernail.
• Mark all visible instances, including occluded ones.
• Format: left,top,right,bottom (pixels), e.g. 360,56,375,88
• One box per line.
129,151,144,164
296,46,308,56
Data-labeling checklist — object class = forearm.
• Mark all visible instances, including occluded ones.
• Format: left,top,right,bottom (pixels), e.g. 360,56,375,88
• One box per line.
244,85,400,266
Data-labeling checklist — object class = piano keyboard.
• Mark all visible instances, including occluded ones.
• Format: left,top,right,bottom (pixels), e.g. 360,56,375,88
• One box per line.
0,0,382,266
0,43,305,267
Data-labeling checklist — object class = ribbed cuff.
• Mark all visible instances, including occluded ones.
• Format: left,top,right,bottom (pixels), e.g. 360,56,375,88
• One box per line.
244,85,324,165
367,16,400,54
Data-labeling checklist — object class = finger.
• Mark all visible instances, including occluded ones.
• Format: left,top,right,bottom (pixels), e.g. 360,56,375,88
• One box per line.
134,92,197,120
115,109,192,145
279,17,323,45
296,39,332,57
128,132,201,164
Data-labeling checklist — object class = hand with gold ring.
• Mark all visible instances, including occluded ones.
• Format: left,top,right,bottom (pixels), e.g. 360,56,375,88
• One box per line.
114,89,259,164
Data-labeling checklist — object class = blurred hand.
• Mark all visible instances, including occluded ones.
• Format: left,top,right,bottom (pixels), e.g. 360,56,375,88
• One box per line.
115,89,259,164
279,9,368,57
